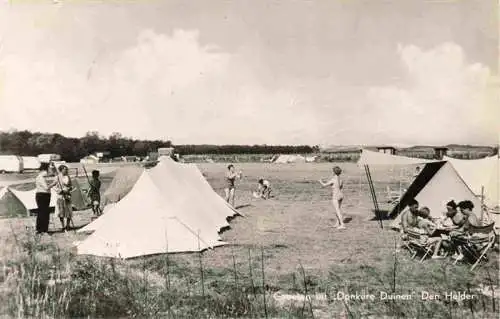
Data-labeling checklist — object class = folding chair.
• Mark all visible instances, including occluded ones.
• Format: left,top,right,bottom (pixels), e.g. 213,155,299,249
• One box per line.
403,228,438,262
451,222,496,271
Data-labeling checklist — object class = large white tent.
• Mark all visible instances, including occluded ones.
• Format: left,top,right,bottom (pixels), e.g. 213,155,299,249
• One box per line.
357,149,493,226
76,157,240,258
389,161,483,228
443,155,499,210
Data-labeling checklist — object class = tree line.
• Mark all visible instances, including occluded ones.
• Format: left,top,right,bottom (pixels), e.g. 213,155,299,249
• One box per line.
0,130,172,162
0,130,317,162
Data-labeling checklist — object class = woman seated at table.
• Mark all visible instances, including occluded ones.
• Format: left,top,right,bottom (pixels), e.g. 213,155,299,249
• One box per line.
448,200,479,260
437,200,465,229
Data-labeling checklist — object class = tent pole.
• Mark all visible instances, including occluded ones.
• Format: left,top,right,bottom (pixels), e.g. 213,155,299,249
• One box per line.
364,165,383,229
480,185,484,223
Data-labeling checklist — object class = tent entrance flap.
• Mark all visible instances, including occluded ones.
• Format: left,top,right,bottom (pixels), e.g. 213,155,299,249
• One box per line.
389,161,446,218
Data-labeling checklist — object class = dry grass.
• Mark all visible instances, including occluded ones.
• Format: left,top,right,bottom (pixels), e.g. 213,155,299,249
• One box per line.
0,162,498,318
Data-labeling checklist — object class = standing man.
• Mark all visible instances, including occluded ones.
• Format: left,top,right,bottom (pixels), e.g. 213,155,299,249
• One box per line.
34,162,58,235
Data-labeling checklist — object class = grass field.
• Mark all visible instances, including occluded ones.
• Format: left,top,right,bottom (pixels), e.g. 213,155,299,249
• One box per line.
0,162,498,318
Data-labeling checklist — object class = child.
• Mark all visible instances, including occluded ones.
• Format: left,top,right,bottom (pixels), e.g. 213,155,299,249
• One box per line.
255,179,272,199
88,170,102,216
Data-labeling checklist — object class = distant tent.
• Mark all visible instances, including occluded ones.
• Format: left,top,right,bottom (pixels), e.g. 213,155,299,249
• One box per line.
0,187,28,217
443,155,499,210
305,156,317,163
22,157,41,170
102,166,144,205
274,154,306,164
76,158,237,258
389,161,482,228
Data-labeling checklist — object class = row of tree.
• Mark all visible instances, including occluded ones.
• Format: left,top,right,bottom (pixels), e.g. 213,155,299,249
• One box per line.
0,130,317,162
0,131,172,162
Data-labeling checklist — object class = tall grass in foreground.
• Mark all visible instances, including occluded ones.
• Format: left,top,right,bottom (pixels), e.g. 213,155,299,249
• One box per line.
0,229,498,318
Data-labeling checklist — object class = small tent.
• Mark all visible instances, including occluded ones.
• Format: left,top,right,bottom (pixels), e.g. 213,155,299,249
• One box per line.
0,187,28,217
389,161,482,228
102,166,144,205
76,158,235,258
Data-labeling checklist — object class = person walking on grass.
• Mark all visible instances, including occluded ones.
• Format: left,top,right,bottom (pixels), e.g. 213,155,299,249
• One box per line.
319,166,346,230
54,165,73,232
88,170,102,217
35,162,58,235
224,164,242,207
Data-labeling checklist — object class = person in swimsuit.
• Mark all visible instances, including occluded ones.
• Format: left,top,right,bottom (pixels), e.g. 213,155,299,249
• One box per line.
319,166,346,229
400,199,420,235
224,164,242,207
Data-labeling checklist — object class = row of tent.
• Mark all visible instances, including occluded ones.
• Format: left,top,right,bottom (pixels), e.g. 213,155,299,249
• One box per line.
74,157,241,259
357,149,500,227
0,179,90,217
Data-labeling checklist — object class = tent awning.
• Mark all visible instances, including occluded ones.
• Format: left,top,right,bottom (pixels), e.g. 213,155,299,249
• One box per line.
357,149,441,166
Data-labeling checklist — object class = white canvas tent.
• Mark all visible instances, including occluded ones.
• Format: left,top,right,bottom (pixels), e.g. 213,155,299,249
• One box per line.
102,166,144,205
443,155,499,209
76,157,239,258
389,161,483,228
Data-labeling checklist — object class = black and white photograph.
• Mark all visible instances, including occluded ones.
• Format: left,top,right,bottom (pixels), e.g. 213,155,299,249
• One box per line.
0,0,499,317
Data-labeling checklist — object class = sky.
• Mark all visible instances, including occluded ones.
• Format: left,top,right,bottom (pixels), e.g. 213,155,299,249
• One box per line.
0,0,498,146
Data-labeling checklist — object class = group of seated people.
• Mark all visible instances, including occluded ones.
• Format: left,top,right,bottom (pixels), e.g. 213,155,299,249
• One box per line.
400,199,480,261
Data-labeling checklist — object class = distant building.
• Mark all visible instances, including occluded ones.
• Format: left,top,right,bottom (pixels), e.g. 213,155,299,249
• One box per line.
376,146,397,155
433,147,449,160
